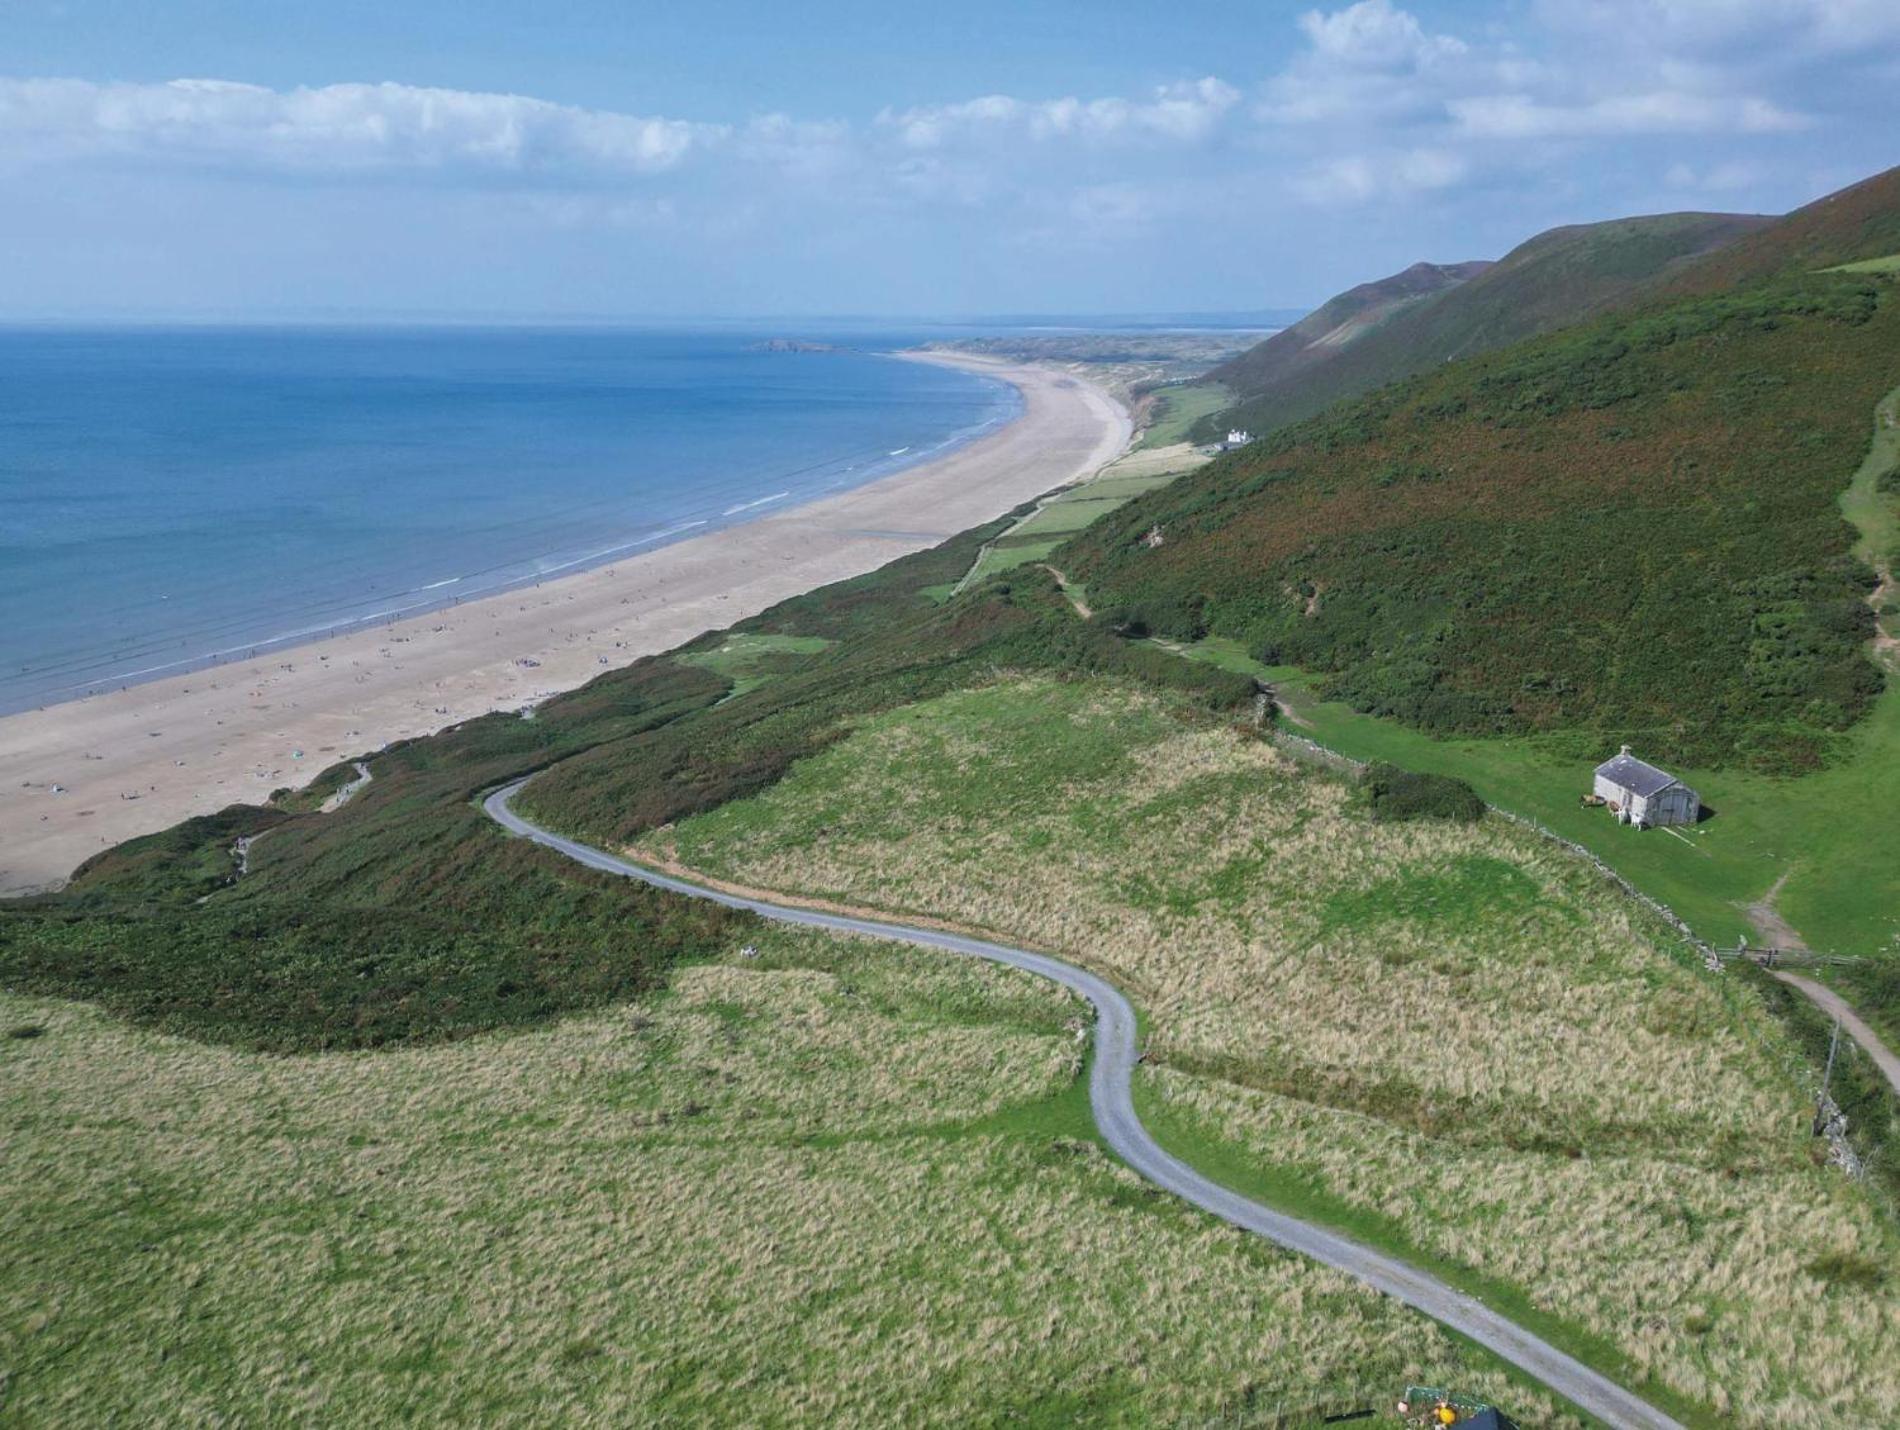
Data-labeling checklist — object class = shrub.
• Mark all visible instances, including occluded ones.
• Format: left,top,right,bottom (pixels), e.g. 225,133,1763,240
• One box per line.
1363,763,1486,823
1065,274,1900,772
1806,1251,1888,1291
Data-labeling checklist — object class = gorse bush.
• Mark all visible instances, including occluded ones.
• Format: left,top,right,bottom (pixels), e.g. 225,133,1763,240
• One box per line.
1363,763,1487,824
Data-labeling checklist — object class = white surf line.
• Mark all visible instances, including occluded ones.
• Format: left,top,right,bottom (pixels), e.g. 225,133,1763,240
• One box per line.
485,780,1685,1430
722,491,792,517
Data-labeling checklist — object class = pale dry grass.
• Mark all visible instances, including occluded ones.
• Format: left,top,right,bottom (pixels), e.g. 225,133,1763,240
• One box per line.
654,675,1900,1427
0,927,1560,1427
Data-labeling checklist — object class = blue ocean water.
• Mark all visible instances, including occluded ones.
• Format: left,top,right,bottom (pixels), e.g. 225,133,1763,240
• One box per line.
0,326,1018,714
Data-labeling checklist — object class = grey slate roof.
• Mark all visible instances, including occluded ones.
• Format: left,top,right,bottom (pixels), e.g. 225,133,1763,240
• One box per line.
1594,750,1681,798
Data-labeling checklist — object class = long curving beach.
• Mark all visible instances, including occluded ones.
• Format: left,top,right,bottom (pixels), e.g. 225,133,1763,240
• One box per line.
0,354,1129,894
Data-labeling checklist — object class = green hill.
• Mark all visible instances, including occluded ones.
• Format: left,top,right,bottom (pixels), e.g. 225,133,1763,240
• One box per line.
1659,164,1900,295
1197,211,1770,443
1202,259,1491,411
1067,176,1900,773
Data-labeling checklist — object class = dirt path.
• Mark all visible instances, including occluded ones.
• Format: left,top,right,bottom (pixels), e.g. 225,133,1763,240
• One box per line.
1771,973,1900,1098
1745,877,1900,1097
1041,566,1092,619
319,761,373,814
1743,870,1807,951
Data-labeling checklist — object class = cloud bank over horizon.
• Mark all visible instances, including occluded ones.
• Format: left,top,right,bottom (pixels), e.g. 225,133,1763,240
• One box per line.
0,0,1893,318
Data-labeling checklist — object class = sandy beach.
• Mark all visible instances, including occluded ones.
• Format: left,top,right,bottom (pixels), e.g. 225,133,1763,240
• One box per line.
0,354,1129,895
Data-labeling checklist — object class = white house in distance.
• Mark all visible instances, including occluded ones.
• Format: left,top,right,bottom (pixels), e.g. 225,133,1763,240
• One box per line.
1224,428,1251,449
1592,746,1700,828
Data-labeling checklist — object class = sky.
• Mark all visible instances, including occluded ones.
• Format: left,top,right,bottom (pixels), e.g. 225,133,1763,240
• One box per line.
0,0,1896,321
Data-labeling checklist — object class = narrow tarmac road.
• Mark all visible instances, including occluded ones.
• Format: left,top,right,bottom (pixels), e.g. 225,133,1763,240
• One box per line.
485,781,1683,1430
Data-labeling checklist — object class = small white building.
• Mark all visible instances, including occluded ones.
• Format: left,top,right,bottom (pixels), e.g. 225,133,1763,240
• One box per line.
1593,746,1700,828
1224,428,1252,448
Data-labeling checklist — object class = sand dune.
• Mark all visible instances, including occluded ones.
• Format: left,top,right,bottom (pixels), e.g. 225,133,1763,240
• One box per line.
0,355,1129,894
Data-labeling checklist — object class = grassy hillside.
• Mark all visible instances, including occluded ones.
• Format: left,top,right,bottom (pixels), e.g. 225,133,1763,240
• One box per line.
1069,267,1900,772
0,513,1248,1053
644,673,1900,1428
1198,212,1768,443
1136,379,1230,448
9,167,1900,1430
3,931,1560,1426
1661,165,1900,296
1205,259,1491,410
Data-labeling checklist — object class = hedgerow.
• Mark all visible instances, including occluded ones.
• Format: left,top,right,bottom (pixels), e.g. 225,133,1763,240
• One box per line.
1363,763,1486,824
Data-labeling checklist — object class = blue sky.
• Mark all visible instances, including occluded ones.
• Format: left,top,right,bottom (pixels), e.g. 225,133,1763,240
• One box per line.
1,0,1895,320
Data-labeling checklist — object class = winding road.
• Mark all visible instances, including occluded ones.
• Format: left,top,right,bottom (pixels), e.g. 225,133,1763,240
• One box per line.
486,780,1683,1430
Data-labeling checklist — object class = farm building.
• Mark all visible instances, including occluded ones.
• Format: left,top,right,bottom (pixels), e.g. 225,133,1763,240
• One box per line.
1592,746,1700,828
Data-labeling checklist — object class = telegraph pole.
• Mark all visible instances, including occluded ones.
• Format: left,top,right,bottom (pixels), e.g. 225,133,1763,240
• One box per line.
1813,1015,1842,1136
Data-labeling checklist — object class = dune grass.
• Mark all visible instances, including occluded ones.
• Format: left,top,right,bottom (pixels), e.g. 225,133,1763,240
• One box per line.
0,925,1563,1427
648,674,1900,1428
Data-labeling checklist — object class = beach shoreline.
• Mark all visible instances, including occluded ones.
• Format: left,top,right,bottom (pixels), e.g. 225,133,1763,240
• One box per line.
0,353,1130,894
1,346,1023,718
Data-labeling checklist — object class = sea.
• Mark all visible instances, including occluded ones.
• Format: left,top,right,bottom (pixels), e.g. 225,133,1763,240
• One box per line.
0,325,1020,715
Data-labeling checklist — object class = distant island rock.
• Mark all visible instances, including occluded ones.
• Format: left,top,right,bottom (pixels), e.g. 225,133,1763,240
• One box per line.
748,338,849,354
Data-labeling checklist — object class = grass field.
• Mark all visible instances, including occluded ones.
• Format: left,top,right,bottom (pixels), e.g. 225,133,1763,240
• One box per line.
0,926,1564,1427
1151,383,1900,960
1137,382,1228,449
1170,635,1900,959
678,631,835,701
951,442,1205,592
647,674,1900,1428
1827,254,1900,274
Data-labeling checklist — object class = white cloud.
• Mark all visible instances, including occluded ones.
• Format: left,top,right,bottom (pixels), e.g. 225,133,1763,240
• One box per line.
1297,0,1468,70
1263,1,1473,124
1292,146,1469,205
0,77,717,178
1537,0,1900,55
1450,90,1808,139
878,78,1240,150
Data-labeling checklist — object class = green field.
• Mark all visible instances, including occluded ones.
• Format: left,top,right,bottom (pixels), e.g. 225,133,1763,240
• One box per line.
679,631,835,700
0,927,1558,1427
1171,635,1900,957
644,673,1900,1428
1152,382,1900,959
1827,254,1900,274
953,461,1194,589
1137,381,1228,449
1006,494,1129,539
962,536,1062,585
